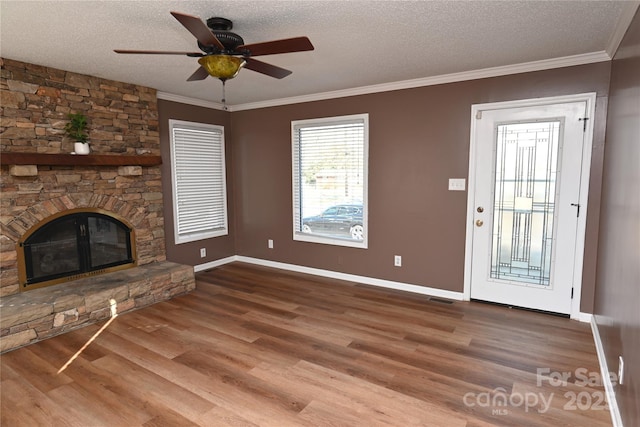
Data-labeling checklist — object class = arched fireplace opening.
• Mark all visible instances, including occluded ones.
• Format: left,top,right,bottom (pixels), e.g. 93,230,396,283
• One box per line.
17,208,136,291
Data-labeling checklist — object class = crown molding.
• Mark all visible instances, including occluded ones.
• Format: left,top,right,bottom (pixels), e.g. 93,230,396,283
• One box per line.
606,1,640,57
233,51,610,111
156,92,227,111
159,51,611,112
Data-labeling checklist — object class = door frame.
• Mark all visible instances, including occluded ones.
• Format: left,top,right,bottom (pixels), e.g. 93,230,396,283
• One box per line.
463,93,597,320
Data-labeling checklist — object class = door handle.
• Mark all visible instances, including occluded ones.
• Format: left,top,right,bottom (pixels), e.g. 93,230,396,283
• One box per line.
475,220,484,227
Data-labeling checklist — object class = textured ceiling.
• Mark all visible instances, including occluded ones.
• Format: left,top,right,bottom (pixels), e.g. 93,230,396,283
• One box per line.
1,1,637,108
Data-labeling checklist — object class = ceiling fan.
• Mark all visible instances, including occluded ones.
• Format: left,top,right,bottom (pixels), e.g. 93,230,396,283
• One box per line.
114,11,314,101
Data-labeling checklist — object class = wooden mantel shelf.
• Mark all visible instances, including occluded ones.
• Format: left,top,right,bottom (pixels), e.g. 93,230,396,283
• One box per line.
0,152,162,167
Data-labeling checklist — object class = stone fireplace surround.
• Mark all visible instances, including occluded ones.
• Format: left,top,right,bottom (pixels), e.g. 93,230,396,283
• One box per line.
0,193,196,353
0,58,196,352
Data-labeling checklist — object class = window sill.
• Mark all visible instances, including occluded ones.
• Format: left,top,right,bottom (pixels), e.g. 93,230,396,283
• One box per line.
294,232,368,249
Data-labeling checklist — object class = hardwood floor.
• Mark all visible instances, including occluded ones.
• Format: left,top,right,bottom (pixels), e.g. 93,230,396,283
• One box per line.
1,262,611,426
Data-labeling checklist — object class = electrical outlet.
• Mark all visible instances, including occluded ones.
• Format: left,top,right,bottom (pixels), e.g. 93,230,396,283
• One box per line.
394,255,402,267
200,248,206,258
618,356,624,385
268,239,274,249
448,178,466,191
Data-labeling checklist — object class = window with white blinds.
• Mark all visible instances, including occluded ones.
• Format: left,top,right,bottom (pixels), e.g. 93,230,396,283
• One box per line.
169,120,228,244
292,114,368,248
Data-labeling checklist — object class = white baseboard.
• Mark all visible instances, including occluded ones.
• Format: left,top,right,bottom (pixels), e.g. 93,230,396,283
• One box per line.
236,256,464,301
196,255,463,301
196,257,599,323
576,312,593,323
590,316,623,427
193,256,237,272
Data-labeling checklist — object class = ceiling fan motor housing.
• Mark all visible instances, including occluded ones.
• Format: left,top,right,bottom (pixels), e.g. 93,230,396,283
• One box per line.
201,17,245,53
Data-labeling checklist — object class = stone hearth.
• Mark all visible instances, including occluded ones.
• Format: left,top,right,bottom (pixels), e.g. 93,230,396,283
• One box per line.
0,261,195,353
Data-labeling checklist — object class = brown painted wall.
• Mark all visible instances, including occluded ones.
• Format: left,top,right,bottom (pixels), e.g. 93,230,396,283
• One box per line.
595,9,640,425
230,63,611,312
158,99,235,265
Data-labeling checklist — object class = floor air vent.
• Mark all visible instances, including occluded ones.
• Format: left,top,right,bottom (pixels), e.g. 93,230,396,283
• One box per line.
429,297,454,304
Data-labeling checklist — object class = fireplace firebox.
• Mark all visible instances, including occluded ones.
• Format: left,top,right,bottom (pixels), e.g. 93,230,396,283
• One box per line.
17,209,136,291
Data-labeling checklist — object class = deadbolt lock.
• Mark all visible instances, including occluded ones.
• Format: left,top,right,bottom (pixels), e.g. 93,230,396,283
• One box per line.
477,206,484,213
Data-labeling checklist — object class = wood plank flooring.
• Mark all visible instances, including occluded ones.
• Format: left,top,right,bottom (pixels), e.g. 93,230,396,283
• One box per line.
1,262,612,426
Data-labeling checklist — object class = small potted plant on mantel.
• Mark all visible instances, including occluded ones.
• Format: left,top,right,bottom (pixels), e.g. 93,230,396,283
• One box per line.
64,112,90,155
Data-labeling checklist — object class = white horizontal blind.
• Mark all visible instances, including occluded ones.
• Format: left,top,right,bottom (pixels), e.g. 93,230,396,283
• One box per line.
292,114,368,248
170,120,227,243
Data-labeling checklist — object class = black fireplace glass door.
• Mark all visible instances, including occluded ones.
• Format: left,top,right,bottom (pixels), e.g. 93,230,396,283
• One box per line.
22,212,134,287
88,215,132,268
25,216,82,282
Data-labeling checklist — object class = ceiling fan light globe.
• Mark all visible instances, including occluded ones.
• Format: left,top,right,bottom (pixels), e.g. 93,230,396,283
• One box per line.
198,55,245,80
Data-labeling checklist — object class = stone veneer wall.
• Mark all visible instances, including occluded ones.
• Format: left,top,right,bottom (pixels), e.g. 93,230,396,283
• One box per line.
0,58,160,155
0,58,166,297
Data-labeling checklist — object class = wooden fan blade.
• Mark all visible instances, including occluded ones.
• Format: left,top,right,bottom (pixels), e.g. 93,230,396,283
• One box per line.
238,37,314,56
114,49,203,56
170,11,224,49
244,58,292,79
187,66,210,81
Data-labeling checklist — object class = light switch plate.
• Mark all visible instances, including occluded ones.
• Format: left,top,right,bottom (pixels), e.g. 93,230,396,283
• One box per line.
394,255,402,267
448,178,466,191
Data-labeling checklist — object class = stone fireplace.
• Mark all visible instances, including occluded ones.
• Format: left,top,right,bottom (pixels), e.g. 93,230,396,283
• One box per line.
0,58,195,352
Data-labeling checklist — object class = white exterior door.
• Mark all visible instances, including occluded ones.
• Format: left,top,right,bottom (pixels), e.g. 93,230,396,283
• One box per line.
466,95,595,316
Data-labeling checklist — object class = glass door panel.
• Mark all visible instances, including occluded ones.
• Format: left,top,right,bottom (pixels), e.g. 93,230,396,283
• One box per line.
490,121,560,286
25,216,81,282
88,215,132,268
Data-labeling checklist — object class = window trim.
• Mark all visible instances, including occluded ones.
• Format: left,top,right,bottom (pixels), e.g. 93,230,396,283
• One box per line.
169,119,228,244
291,113,369,249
